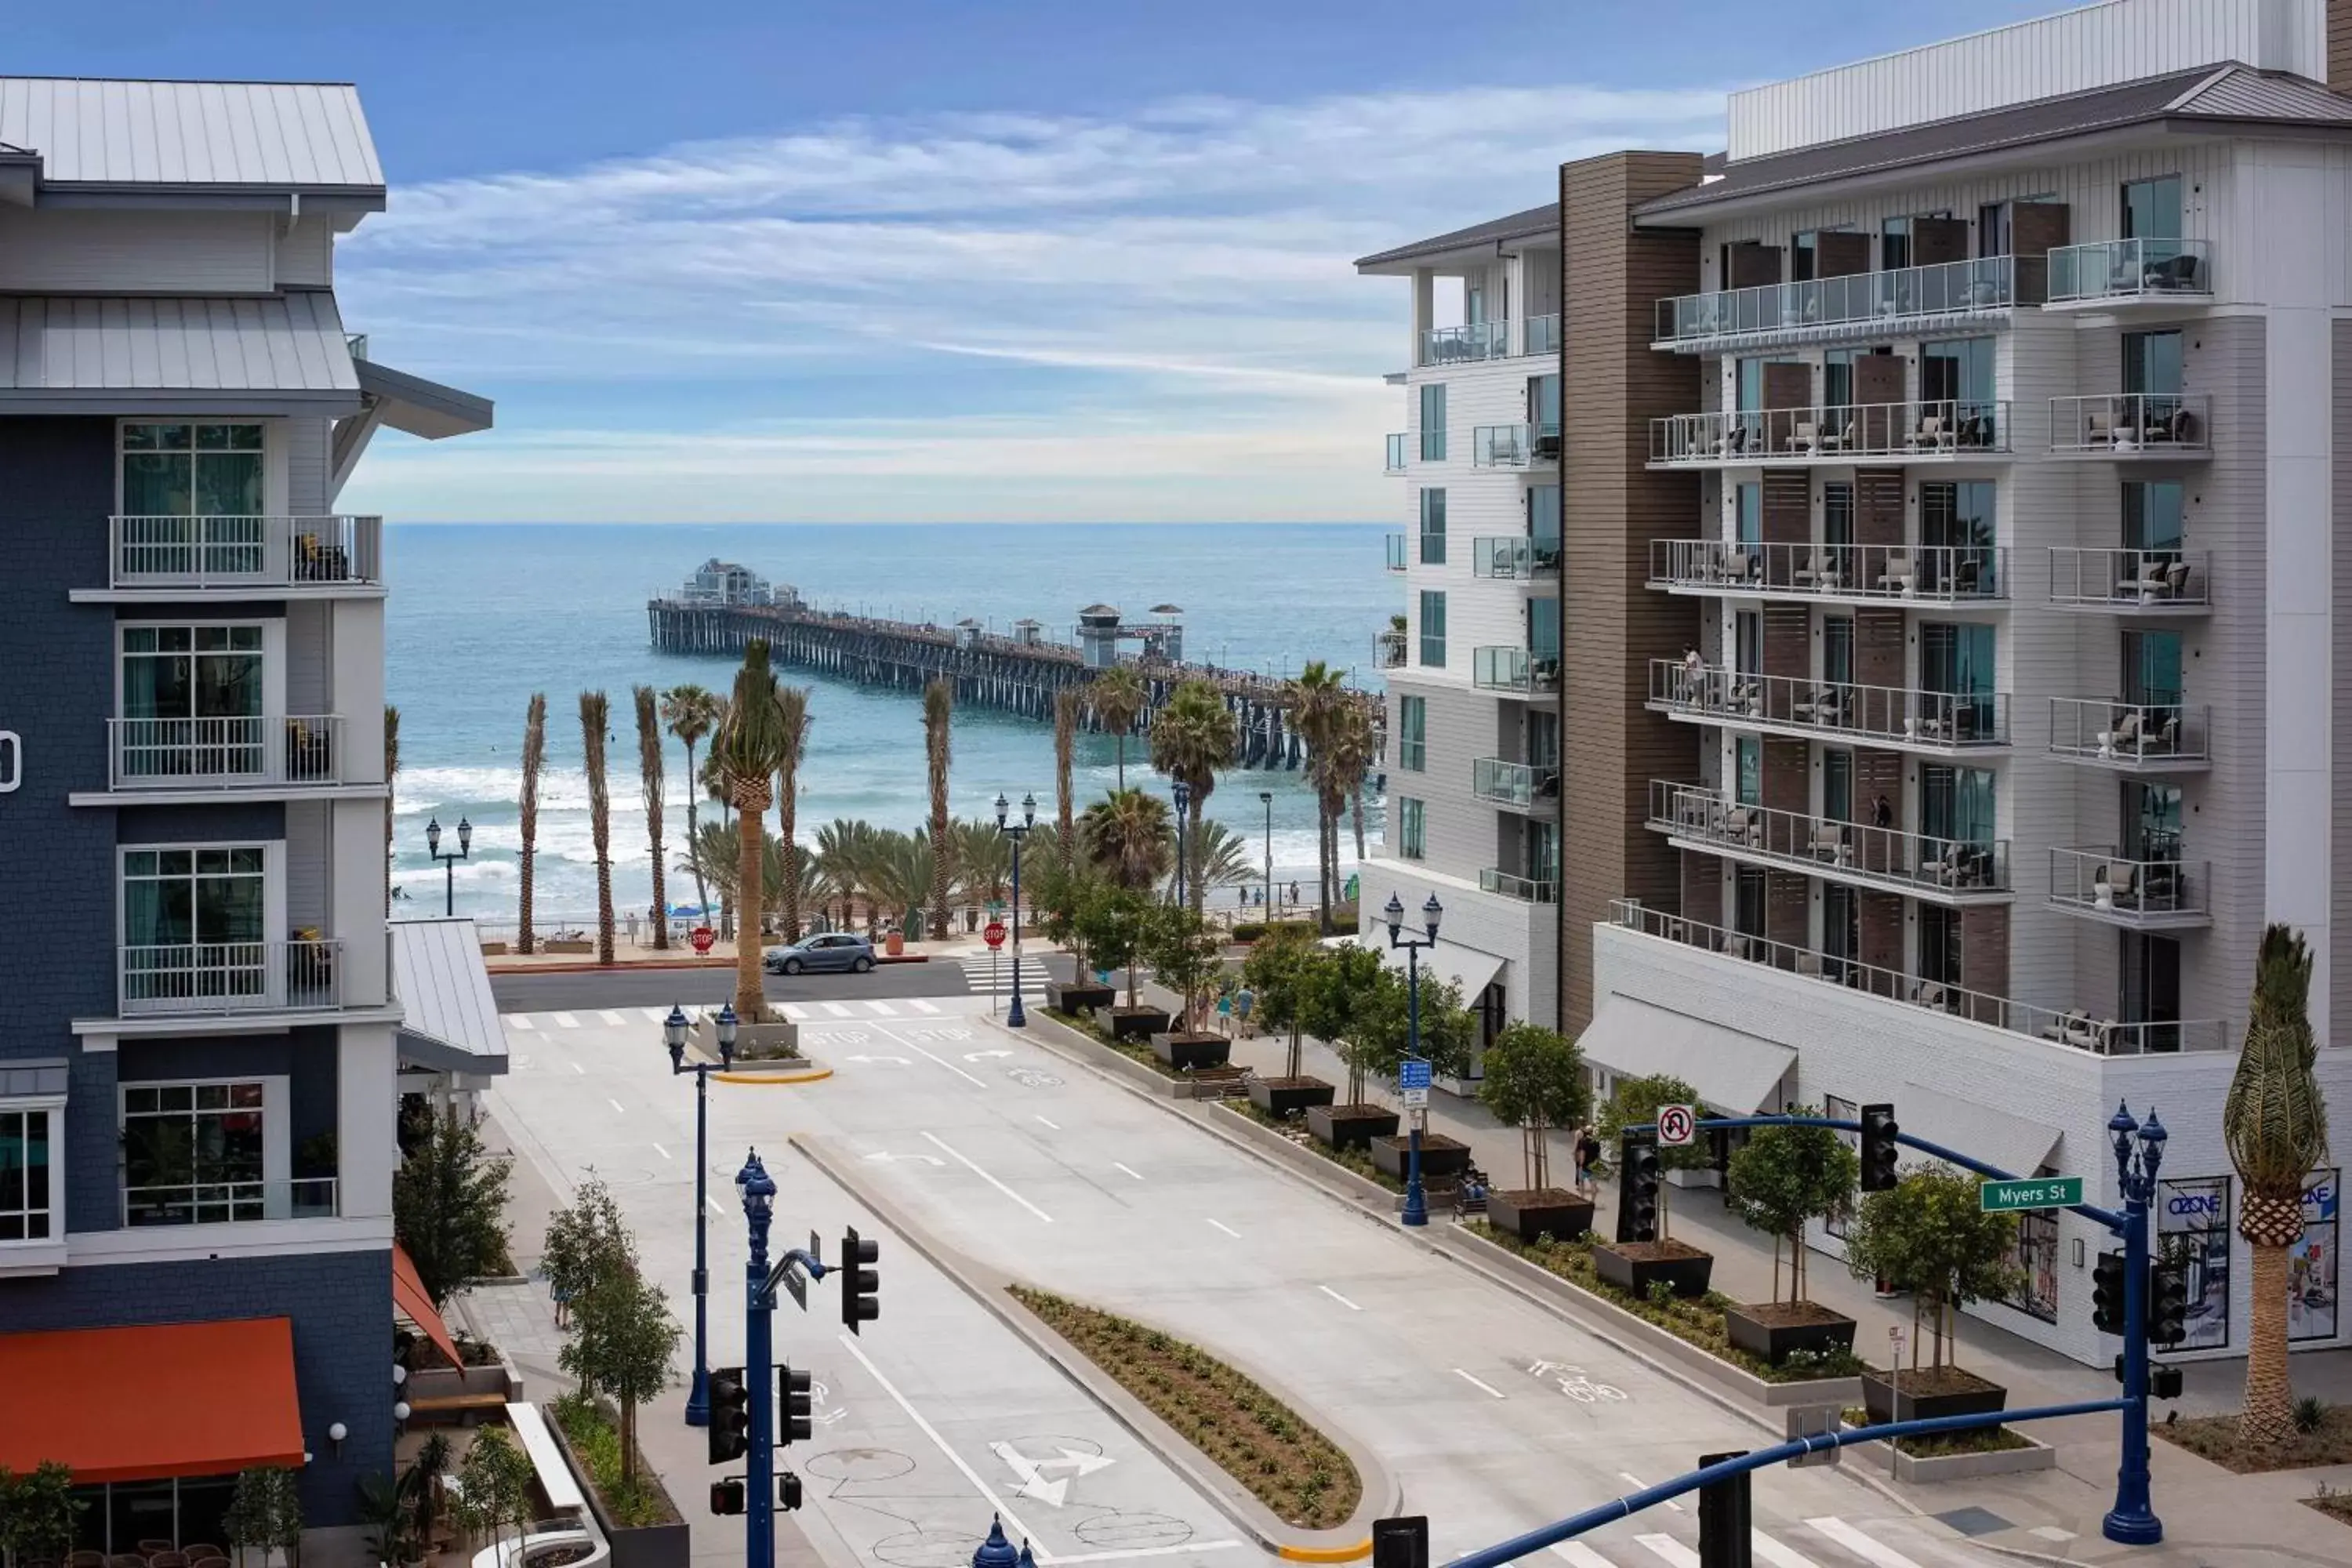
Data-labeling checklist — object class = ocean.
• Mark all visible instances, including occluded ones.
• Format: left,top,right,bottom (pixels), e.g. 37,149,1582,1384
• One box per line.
385,522,1390,926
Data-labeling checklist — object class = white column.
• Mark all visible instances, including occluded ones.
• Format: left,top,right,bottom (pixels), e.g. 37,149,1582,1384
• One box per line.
332,597,387,784
337,1021,399,1220
332,798,390,1007
1411,268,1434,368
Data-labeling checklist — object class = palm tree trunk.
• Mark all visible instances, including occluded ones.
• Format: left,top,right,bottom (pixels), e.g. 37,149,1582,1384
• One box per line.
681,740,709,924
518,694,546,955
776,762,800,942
1317,800,1334,935
1351,784,1367,865
636,688,669,951
1187,795,1206,916
582,693,615,967
735,782,771,1020
2243,1242,2294,1446
1115,731,1126,791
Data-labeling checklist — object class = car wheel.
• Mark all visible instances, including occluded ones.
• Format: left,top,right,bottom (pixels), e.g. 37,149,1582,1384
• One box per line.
782,958,804,976
852,955,875,974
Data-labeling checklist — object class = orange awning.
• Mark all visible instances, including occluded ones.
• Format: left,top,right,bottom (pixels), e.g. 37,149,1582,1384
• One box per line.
0,1318,305,1483
393,1241,466,1370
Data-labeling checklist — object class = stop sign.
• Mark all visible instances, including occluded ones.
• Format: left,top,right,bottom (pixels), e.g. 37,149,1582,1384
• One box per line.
982,921,1007,949
689,925,716,954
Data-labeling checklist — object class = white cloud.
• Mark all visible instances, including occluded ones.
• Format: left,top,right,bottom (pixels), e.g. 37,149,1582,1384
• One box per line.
337,79,1723,521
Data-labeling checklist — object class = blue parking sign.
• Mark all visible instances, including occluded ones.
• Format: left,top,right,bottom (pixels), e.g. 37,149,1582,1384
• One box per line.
1399,1058,1433,1090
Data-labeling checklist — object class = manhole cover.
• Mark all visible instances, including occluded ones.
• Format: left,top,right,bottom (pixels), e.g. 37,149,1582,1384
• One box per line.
594,1167,657,1188
1932,1507,2013,1538
1073,1514,1192,1549
804,1446,914,1483
874,1530,988,1568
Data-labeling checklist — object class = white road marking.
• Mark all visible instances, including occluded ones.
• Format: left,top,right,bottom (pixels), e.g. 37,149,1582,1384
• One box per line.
781,1003,814,1022
1035,1114,1061,1131
1634,1536,1699,1568
652,1143,672,1161
640,1007,670,1024
865,1000,899,1016
506,1014,537,1029
1452,1368,1506,1399
608,1098,627,1115
1804,1519,1923,1568
1206,1218,1240,1238
834,1333,1046,1546
920,1131,1053,1223
908,998,941,1014
1319,1285,1361,1311
866,1018,989,1087
1050,1546,1241,1565
568,1062,584,1075
1618,1472,1682,1512
597,1010,626,1026
551,1012,579,1029
1114,1163,1145,1181
706,1196,727,1218
821,1001,854,1018
1546,1544,1614,1568
1750,1534,1825,1568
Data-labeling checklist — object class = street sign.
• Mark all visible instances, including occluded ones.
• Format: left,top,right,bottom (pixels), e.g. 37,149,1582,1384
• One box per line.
1657,1103,1697,1147
1402,1086,1429,1109
983,921,1007,949
1980,1174,2084,1213
690,926,716,954
1399,1058,1432,1091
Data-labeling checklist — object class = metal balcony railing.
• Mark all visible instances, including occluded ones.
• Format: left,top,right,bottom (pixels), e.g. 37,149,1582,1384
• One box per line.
1653,256,2019,350
1479,867,1557,902
1384,533,1408,572
1374,630,1408,670
123,1176,340,1228
1647,660,2009,750
2047,238,2211,304
1473,646,1560,693
1473,535,1561,580
1647,781,2011,896
1473,421,1561,467
2049,548,2209,610
1649,539,2008,602
2050,848,2209,925
1525,314,1560,355
111,514,384,590
1420,320,1513,366
1607,899,2228,1054
2049,698,2209,768
1650,401,2010,465
1472,757,1558,808
2048,394,2209,456
1385,433,1408,474
119,938,344,1015
110,715,344,790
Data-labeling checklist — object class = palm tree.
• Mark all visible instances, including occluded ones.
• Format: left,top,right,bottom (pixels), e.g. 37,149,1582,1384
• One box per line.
1327,702,1377,901
632,686,669,949
953,817,1011,914
1185,819,1260,896
924,680,954,940
2226,924,2332,1449
713,642,792,1020
1080,789,1174,892
1285,661,1348,930
774,685,810,942
1091,666,1149,789
579,691,615,965
661,685,724,923
517,694,548,954
384,704,401,906
815,818,883,931
1054,686,1081,853
1149,677,1240,914
867,827,935,934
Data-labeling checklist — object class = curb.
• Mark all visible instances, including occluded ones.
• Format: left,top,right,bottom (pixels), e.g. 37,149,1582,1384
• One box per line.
487,952,935,975
713,1064,834,1085
791,1130,1392,1562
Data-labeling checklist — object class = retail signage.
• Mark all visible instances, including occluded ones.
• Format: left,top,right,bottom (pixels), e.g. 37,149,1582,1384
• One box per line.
0,731,17,793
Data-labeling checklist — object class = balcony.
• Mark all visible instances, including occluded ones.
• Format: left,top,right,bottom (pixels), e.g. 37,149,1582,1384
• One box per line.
1374,629,1408,670
1385,533,1408,572
1606,900,2227,1055
2049,548,2209,614
1649,401,2011,467
1472,757,1559,811
1647,660,2009,754
2046,238,2212,307
1385,433,1408,474
2049,698,2209,773
1648,781,2010,903
1419,320,1513,367
1472,421,1560,467
1479,867,1557,902
110,514,383,593
1649,539,2008,605
109,715,345,792
1473,646,1560,695
123,1175,339,1228
2048,394,2209,458
1653,256,2019,354
1473,535,1561,581
1525,314,1560,355
119,938,344,1017
2050,848,2210,930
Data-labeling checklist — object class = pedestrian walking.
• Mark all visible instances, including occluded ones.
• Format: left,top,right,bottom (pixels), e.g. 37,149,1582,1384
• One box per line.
1575,1125,1604,1194
1216,986,1235,1037
624,910,640,946
1289,880,1301,905
1234,983,1255,1038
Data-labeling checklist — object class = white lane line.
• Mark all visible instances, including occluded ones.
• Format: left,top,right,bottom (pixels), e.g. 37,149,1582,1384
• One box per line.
652,1143,672,1161
865,1000,899,1016
1749,1534,1825,1568
568,1062,584,1075
640,1007,670,1025
833,1332,1046,1547
1114,1163,1145,1181
506,1014,537,1029
706,1196,727,1218
821,1001,854,1018
1452,1368,1506,1399
908,998,941,1014
1051,1548,1242,1565
1035,1114,1061,1131
1617,1472,1682,1512
1318,1285,1361,1311
597,1010,627,1026
1634,1537,1699,1568
781,1003,814,1022
920,1131,1053,1223
1804,1520,1923,1568
608,1098,627,1115
1547,1544,1613,1568
551,1012,579,1029
867,1018,989,1087
1206,1218,1240,1238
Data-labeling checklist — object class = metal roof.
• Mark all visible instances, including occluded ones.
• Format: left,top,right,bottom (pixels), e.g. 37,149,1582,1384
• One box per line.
0,78,383,189
390,917,510,1075
1355,201,1559,271
0,293,361,412
1636,65,2352,219
356,358,495,438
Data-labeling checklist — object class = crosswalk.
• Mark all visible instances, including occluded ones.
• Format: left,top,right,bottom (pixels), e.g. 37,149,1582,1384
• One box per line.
957,952,1044,999
500,999,951,1030
1518,1515,1973,1568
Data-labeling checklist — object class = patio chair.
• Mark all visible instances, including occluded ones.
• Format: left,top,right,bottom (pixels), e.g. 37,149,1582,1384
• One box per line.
1795,951,1824,978
2078,408,2114,450
136,1545,172,1560
67,1552,103,1568
2147,713,2182,755
1877,552,1916,594
1789,419,1819,455
1906,415,1954,453
2120,558,2170,601
2099,709,2143,757
2166,559,2192,599
177,1549,222,1564
1911,981,1949,1011
1809,822,1851,864
1723,807,1762,848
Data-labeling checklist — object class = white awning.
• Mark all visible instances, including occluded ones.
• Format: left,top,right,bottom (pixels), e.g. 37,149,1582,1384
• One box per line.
1896,1081,2063,1180
1334,931,1507,1003
1577,995,1795,1113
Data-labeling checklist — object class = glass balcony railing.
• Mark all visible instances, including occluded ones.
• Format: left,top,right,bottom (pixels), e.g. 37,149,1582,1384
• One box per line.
2049,548,2209,610
1653,256,2019,349
1649,539,2008,602
1473,535,1561,580
2048,697,2209,768
1650,401,2009,464
1647,659,2009,750
1374,630,1408,670
1473,646,1560,693
1384,533,1408,572
123,1175,340,1228
1479,867,1557,902
1385,433,1408,473
1419,320,1512,366
1648,781,2010,897
2047,238,2211,304
2049,848,2209,926
1525,314,1560,355
2048,394,2209,455
1473,421,1561,467
1472,757,1557,808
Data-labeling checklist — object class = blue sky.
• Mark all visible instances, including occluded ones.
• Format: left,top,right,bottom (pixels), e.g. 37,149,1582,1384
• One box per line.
21,0,2061,522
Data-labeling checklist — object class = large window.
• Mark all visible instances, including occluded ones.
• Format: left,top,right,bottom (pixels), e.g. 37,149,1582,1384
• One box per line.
1921,764,1995,845
1526,710,1560,770
1975,196,2054,258
2158,1174,2233,1350
1419,384,1447,462
2123,480,2187,554
1418,488,1447,565
1733,611,1762,677
2123,931,2183,1052
0,1102,57,1243
2011,1205,2060,1323
2123,330,2183,397
2124,781,2184,862
1918,905,1961,989
1527,372,1560,437
122,846,268,1005
1919,480,1997,593
69,1475,241,1559
2123,630,2183,710
2122,176,2183,241
120,625,266,779
1735,736,1762,806
1417,590,1446,668
122,1080,271,1226
1823,885,1859,988
1398,695,1426,772
1733,866,1767,942
1921,336,1994,408
1398,798,1425,860
1529,597,1560,662
120,423,265,517
1920,621,1996,738
1734,482,1761,546
1822,481,1854,548
1822,748,1853,824
1527,484,1560,553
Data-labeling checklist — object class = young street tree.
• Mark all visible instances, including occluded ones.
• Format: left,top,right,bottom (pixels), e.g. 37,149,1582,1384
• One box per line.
1726,1110,1860,1306
561,1265,684,1486
224,1465,304,1568
1242,926,1320,1082
1141,903,1224,1033
542,1174,633,1323
1477,1022,1588,1192
392,1105,514,1306
1843,1164,2021,1377
1073,884,1152,1009
0,1461,81,1568
1598,1074,1708,1241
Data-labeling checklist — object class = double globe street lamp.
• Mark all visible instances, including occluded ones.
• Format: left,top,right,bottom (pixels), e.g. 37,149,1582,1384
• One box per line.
1171,777,1192,908
1381,890,1443,1229
994,793,1036,1027
425,815,472,916
667,1000,738,1425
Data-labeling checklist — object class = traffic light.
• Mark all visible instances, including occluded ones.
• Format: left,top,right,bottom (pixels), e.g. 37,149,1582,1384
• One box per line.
1371,1516,1428,1568
2092,1251,2129,1336
841,1225,880,1334
710,1478,746,1516
708,1367,751,1465
1617,1131,1660,1244
779,1472,804,1512
2151,1363,2184,1401
2149,1255,2190,1348
1859,1103,1900,1192
780,1364,814,1445
1696,1452,1751,1568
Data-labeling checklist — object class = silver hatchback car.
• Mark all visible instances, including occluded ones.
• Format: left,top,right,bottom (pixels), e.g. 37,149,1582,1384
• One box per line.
764,931,877,975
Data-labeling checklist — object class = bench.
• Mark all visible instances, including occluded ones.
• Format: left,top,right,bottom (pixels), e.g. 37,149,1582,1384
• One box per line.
407,1392,506,1425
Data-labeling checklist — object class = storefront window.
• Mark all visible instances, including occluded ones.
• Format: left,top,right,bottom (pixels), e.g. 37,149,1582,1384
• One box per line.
1824,1094,1858,1239
2010,1206,2059,1323
2158,1174,2233,1351
2292,1168,2339,1344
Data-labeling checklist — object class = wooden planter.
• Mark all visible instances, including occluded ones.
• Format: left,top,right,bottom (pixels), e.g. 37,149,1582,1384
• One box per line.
1047,980,1117,1014
1370,1133,1472,1181
546,939,594,956
1489,1189,1594,1245
546,1404,689,1568
1860,1367,2008,1425
1723,1302,1857,1365
1149,1031,1231,1072
1107,1006,1171,1040
1247,1076,1336,1119
1592,1240,1715,1300
1307,1103,1399,1149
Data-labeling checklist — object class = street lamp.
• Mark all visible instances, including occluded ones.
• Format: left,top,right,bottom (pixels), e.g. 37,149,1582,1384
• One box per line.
667,1001,737,1425
1258,791,1273,915
1171,777,1192,909
995,792,1037,1027
735,1150,779,1568
1382,890,1443,1229
425,815,472,917
2104,1102,2169,1545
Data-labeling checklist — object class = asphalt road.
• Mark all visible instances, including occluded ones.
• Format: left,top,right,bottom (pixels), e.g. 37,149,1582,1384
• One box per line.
487,949,1073,1014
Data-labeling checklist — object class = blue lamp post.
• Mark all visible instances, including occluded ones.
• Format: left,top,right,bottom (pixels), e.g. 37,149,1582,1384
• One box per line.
2103,1102,2168,1545
1382,889,1443,1229
667,1001,737,1425
1171,776,1192,909
425,815,472,916
996,793,1036,1026
736,1150,779,1568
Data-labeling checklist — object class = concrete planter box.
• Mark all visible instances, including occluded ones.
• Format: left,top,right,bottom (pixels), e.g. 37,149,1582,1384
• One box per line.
1247,1076,1336,1119
1107,1006,1171,1040
1047,980,1117,1013
1723,1304,1857,1365
1369,1133,1471,1181
1307,1103,1398,1149
545,1406,688,1568
1489,1189,1594,1246
478,941,510,956
1149,1031,1231,1072
1845,1425,2054,1483
404,1362,516,1403
1592,1240,1715,1300
546,939,595,956
697,1015,800,1060
1860,1368,2007,1426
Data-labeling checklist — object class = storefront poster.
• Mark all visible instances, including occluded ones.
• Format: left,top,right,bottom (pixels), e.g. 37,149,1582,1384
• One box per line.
2291,1169,2339,1344
2158,1175,2232,1352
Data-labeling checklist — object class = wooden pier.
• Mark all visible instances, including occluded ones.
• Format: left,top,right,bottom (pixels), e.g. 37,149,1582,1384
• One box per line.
648,597,1378,771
